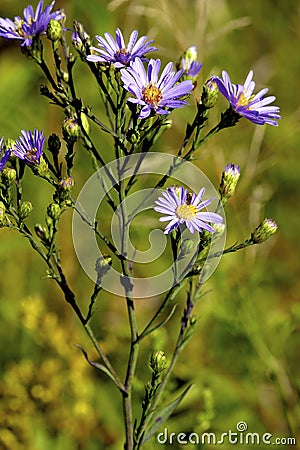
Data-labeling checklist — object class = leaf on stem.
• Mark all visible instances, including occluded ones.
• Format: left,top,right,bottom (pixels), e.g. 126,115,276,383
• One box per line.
76,344,117,384
142,384,193,444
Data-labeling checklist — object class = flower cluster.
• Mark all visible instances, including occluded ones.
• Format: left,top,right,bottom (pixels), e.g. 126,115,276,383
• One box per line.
154,186,223,234
0,0,63,47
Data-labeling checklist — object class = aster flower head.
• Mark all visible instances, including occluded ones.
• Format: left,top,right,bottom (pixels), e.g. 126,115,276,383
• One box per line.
0,137,12,172
0,0,64,47
87,28,157,68
13,129,45,165
177,46,202,82
121,58,193,119
154,186,223,234
211,70,281,126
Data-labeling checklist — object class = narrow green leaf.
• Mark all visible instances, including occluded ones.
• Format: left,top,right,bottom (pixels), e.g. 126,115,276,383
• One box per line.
76,344,117,384
142,384,193,444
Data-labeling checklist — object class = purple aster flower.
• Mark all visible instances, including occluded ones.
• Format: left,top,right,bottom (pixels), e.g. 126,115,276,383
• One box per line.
0,137,11,172
211,70,281,126
121,58,193,119
13,129,45,165
154,186,223,234
87,28,157,68
0,1,64,47
178,46,202,82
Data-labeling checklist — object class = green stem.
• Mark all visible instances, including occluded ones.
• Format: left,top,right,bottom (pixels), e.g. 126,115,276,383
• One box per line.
38,56,62,93
139,278,187,341
115,116,140,448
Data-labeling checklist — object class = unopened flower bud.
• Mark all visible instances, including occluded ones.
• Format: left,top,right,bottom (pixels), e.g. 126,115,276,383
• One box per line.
0,201,6,225
47,203,61,221
62,117,80,143
126,129,140,144
149,351,167,373
48,134,61,155
35,157,50,178
2,167,16,184
5,138,15,150
201,222,226,243
201,78,219,108
219,163,240,204
252,218,278,244
72,21,91,55
47,19,63,42
211,222,226,238
46,216,52,228
19,201,33,219
35,224,48,241
95,255,112,282
59,176,74,191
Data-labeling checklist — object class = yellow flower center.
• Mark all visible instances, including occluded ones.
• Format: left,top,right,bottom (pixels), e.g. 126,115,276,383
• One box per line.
25,148,38,162
116,48,128,56
142,83,163,106
176,203,198,220
236,92,255,108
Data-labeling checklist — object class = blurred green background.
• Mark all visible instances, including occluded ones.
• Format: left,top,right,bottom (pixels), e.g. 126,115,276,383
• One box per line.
0,0,299,449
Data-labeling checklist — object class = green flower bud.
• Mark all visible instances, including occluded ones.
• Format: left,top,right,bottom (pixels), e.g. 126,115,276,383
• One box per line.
45,216,53,228
47,203,61,221
211,222,226,239
1,167,16,184
35,157,50,178
252,218,278,244
126,129,140,145
201,222,226,243
19,201,33,219
5,138,15,150
62,71,69,83
149,351,167,373
201,78,219,108
62,117,80,143
47,19,63,42
219,163,240,204
183,46,198,63
48,134,61,155
0,201,6,225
